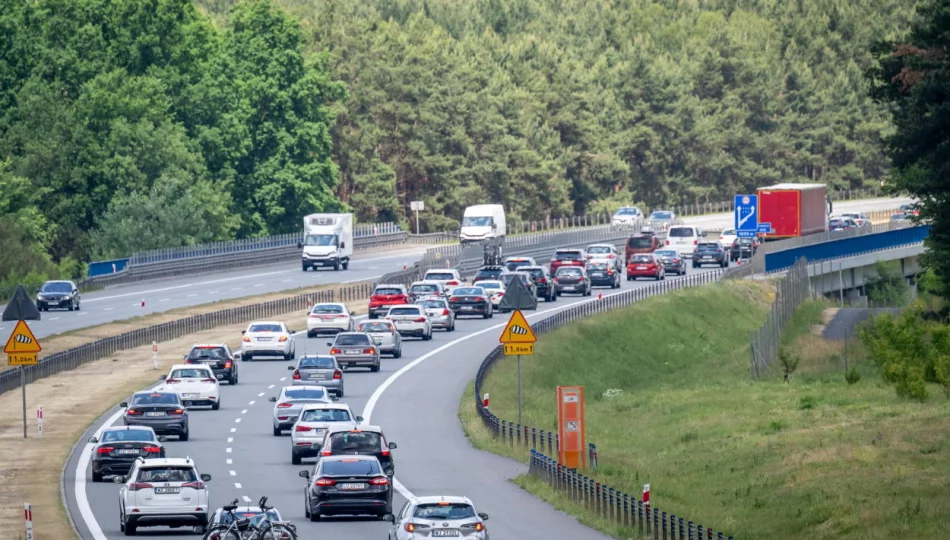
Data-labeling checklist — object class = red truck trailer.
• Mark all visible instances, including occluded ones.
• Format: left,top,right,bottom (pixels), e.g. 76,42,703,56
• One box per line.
756,183,828,239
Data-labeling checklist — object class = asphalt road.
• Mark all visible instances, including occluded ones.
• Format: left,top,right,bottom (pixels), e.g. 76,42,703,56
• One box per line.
65,268,724,540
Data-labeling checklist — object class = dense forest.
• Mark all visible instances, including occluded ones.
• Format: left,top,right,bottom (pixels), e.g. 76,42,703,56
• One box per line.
0,0,918,288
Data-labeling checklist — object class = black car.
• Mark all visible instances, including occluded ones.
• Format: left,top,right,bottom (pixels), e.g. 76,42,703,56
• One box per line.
121,391,190,440
652,249,686,275
35,280,80,311
693,242,729,268
472,266,505,283
448,286,494,318
317,425,397,476
729,238,758,261
520,266,556,301
554,267,591,296
184,344,238,385
88,426,166,482
300,454,393,520
584,261,620,288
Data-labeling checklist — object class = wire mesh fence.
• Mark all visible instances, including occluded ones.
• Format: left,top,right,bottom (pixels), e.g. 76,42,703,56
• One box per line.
748,258,811,378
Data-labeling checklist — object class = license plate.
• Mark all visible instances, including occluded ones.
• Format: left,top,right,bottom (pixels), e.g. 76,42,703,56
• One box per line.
154,487,180,494
216,374,225,379
182,393,198,398
592,273,604,277
315,428,327,434
345,350,360,355
396,320,411,325
703,257,713,260
338,483,366,490
637,266,646,270
461,306,474,311
431,530,460,537
257,338,273,342
119,449,140,455
145,412,165,417
309,373,326,379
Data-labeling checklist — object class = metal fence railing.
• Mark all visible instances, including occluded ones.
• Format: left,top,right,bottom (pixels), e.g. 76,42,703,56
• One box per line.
474,270,731,539
748,258,811,378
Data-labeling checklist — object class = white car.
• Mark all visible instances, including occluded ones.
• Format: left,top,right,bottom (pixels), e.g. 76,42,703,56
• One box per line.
306,303,355,337
474,280,506,308
422,268,463,295
585,243,623,273
161,364,221,410
503,256,536,272
116,457,212,535
719,228,738,247
385,305,432,340
665,225,704,259
385,495,490,540
290,403,361,464
241,321,296,360
611,206,644,226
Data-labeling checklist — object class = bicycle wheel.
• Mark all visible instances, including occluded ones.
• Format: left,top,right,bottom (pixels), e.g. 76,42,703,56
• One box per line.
258,524,297,540
203,527,241,540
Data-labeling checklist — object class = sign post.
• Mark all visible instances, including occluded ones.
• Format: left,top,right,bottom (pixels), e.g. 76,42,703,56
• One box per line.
410,200,424,235
152,341,159,370
4,319,42,438
36,406,43,439
499,310,538,427
556,385,586,469
24,503,33,540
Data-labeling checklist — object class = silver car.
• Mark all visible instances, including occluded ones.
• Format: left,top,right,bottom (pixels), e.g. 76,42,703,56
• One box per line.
269,385,336,435
385,305,432,340
356,320,403,358
288,355,345,395
290,403,361,464
416,297,455,332
407,281,446,303
385,495,490,539
328,332,381,372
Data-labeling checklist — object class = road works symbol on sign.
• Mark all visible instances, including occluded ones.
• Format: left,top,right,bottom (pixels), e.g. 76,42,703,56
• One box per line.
499,310,538,355
4,319,41,366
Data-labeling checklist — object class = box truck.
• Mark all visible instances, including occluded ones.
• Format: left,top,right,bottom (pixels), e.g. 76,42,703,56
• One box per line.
756,183,828,239
459,204,506,244
297,213,353,271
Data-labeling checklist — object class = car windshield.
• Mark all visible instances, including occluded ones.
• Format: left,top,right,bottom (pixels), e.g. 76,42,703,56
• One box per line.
312,305,344,314
329,431,382,453
632,255,654,263
555,251,583,260
136,467,197,483
374,287,403,296
284,387,328,399
249,324,282,333
418,300,445,309
478,281,502,290
169,368,210,379
627,237,653,248
410,284,439,293
358,322,393,333
668,227,695,237
304,234,337,246
587,246,612,254
321,459,381,476
218,510,280,526
298,357,335,369
101,429,156,443
334,334,370,346
131,392,181,406
650,211,673,219
300,408,352,422
524,269,545,278
614,207,639,216
388,307,421,316
425,273,456,281
187,347,228,361
557,268,583,276
453,288,484,296
40,282,72,293
461,216,493,227
413,503,477,520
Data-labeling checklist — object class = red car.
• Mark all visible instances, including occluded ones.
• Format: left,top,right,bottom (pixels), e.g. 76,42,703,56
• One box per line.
550,249,587,273
627,254,665,281
368,284,408,319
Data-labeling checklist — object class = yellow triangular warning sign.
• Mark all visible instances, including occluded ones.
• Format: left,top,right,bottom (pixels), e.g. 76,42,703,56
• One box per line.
4,320,42,354
499,310,537,344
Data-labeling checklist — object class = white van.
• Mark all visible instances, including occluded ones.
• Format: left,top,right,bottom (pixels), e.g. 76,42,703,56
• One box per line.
298,214,353,271
459,205,506,244
665,225,704,259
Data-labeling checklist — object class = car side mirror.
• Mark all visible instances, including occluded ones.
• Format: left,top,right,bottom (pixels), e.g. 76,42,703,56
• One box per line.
158,436,168,442
287,365,295,370
268,397,278,402
383,513,396,523
297,242,303,249
88,436,98,443
119,402,128,408
340,241,346,249
159,375,167,380
200,474,212,482
326,342,333,347
241,330,246,335
478,513,489,521
388,442,397,450
182,354,188,360
350,311,356,316
355,416,364,423
298,470,310,480
331,396,339,402
113,476,125,484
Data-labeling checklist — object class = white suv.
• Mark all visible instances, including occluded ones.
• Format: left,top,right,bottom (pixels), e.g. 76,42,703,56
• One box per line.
422,268,463,295
241,321,296,360
291,403,361,464
384,305,433,340
161,364,221,410
116,457,211,535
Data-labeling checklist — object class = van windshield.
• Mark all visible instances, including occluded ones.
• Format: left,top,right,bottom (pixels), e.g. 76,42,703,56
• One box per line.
668,228,695,238
304,234,337,246
462,216,493,227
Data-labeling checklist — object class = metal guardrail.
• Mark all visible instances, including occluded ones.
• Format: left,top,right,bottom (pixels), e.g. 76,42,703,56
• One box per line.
473,270,729,538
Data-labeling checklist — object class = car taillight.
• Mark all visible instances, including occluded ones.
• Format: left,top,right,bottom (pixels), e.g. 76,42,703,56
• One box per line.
279,336,288,342
446,281,459,286
330,348,342,354
127,409,143,416
333,370,342,380
242,336,250,342
405,523,418,533
449,297,460,303
309,314,320,318
165,378,179,383
201,378,216,383
97,446,114,454
143,446,162,453
225,361,233,368
396,295,407,302
169,409,184,415
381,450,390,457
674,259,681,264
363,348,375,354
277,402,293,408
694,239,698,245
442,309,449,316
322,450,332,456
295,425,312,432
413,317,426,323
128,482,153,491
474,523,485,532
182,480,205,489
292,370,301,380
314,478,335,486
369,477,389,485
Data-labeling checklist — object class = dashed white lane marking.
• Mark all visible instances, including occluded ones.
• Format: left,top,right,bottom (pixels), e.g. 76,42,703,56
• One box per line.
227,459,233,465
242,496,252,503
268,384,275,389
187,294,197,297
234,483,242,489
230,428,236,433
281,279,292,283
248,401,255,405
241,409,248,414
279,377,286,382
78,312,88,316
50,317,60,321
257,392,265,397
159,298,170,302
253,283,264,287
230,287,240,291
235,418,241,423
105,307,115,311
230,470,237,476
226,448,232,453
227,437,234,443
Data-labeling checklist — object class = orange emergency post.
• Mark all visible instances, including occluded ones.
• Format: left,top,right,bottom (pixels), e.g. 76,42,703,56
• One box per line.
556,385,586,469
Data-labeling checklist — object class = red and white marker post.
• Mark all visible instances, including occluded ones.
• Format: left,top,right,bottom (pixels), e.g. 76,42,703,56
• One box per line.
152,341,159,370
482,393,489,408
24,503,34,540
642,483,651,511
36,406,43,439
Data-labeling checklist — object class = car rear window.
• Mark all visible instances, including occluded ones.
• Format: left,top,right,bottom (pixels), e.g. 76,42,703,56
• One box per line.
358,322,393,333
311,305,344,314
588,263,608,270
300,408,352,422
654,250,677,258
556,267,582,276
478,281,502,289
373,287,403,296
418,300,445,308
329,431,382,453
131,393,181,406
284,388,328,399
453,287,484,296
523,268,545,278
298,357,335,369
101,429,155,443
425,272,455,281
631,255,654,263
169,368,210,379
650,211,673,219
413,503,476,519
187,347,228,361
136,466,197,483
668,227,696,237
334,334,370,346
722,229,736,235
697,243,719,249
555,251,583,260
587,246,612,254
321,459,381,476
627,237,653,249
410,284,440,293
388,307,421,316
249,324,282,332
504,261,532,271
474,268,503,279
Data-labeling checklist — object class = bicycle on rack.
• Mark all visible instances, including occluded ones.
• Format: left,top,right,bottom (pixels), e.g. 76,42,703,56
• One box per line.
203,497,297,540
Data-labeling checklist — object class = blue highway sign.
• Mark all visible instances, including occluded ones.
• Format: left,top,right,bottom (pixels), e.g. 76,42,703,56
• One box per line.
734,195,758,233
737,231,757,238
757,222,772,233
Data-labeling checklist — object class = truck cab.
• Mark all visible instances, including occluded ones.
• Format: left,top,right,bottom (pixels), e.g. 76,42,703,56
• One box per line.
298,214,354,271
459,204,506,244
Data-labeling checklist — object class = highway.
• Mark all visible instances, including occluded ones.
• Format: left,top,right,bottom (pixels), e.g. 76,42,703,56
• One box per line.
0,197,909,347
65,269,725,540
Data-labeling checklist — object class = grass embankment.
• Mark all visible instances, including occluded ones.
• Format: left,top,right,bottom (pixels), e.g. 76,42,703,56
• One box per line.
461,281,950,540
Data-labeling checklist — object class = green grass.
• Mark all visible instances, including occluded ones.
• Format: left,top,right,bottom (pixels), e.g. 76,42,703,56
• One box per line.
460,281,950,540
